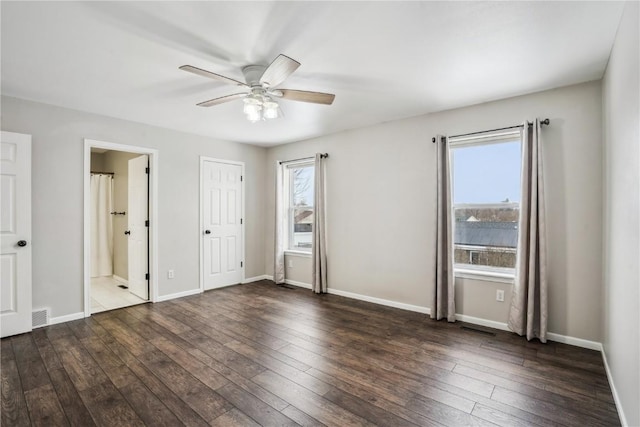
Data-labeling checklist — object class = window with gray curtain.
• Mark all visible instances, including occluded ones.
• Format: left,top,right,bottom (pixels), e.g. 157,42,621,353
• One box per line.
274,160,315,284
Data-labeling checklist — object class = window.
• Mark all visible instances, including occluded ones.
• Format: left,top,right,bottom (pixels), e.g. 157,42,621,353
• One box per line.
286,161,314,252
450,130,522,277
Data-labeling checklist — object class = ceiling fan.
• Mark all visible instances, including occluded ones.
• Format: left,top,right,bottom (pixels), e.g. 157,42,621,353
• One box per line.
180,54,335,122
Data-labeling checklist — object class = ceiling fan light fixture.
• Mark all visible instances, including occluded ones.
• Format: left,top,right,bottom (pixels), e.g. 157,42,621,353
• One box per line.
243,95,262,120
263,99,279,119
246,111,262,122
242,92,280,121
181,54,335,123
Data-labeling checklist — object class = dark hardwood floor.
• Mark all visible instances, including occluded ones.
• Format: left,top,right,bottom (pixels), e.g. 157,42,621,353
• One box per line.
1,280,620,426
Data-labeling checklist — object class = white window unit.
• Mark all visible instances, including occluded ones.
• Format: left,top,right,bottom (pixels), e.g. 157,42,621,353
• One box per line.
285,161,315,253
450,130,522,280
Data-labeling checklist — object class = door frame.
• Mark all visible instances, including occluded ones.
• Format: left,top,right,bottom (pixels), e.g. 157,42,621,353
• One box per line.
83,139,159,317
199,156,245,293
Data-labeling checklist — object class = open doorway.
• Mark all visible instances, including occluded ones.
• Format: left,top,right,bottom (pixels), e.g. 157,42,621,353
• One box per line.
83,139,158,316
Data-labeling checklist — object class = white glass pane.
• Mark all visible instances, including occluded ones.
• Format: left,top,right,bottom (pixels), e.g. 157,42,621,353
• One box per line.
454,207,519,269
292,166,314,207
452,140,521,204
292,207,313,250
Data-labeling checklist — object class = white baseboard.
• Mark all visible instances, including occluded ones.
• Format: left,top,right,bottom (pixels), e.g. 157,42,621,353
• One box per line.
546,332,602,351
601,346,627,426
267,276,603,351
328,287,431,314
156,288,202,302
242,275,269,284
50,312,85,325
112,275,128,285
275,277,430,314
454,314,510,332
455,314,602,350
284,279,312,289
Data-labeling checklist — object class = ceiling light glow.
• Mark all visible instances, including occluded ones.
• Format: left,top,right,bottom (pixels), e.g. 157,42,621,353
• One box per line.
242,91,280,122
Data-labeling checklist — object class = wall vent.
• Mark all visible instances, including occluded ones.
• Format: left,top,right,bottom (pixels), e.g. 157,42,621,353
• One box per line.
32,308,50,328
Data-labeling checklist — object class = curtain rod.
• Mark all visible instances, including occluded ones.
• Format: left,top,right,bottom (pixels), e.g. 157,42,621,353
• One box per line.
432,118,550,143
91,171,114,175
279,153,328,164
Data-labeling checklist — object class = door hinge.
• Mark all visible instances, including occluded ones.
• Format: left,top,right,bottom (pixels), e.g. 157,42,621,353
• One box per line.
240,175,243,182
145,273,149,280
240,218,243,225
240,261,243,268
145,220,149,227
145,167,149,174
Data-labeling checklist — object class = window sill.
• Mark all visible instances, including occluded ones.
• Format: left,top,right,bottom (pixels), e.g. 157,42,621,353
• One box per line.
455,268,515,284
284,250,312,258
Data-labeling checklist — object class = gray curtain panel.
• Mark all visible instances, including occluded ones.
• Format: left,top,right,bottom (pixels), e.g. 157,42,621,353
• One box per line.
432,136,456,322
312,153,328,294
274,161,286,284
508,120,548,342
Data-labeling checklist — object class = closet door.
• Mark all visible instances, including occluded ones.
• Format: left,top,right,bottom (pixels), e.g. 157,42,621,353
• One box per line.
202,159,244,290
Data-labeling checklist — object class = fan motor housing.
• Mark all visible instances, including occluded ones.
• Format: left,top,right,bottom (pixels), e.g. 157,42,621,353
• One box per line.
242,65,267,86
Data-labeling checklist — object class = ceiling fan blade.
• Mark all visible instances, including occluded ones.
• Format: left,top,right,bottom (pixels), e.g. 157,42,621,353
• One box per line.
180,65,248,87
277,89,335,105
196,93,247,107
259,54,300,87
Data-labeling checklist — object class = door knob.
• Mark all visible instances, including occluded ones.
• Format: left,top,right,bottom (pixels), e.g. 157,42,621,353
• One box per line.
124,230,131,235
204,230,211,234
17,240,27,247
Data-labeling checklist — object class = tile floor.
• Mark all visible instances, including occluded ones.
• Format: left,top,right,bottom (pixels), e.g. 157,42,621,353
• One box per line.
91,276,147,314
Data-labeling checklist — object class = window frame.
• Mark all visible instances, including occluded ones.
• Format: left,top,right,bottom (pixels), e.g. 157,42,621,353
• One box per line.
285,160,315,253
449,130,522,281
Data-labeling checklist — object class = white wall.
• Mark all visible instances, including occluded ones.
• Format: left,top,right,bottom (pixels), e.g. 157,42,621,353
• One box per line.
1,96,267,318
602,2,640,426
266,80,604,342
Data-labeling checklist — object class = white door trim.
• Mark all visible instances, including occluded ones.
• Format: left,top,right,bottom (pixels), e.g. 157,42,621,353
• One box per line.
199,156,245,293
83,139,159,317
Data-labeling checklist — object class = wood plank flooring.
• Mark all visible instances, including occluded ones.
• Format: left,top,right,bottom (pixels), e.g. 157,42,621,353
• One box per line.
1,280,620,426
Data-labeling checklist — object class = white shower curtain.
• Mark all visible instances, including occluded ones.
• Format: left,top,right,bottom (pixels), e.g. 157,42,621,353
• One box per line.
91,174,113,278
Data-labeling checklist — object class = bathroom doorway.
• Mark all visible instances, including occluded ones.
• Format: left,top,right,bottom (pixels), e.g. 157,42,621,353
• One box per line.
83,139,158,315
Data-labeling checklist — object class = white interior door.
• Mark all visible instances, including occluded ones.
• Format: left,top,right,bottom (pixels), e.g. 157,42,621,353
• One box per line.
1,131,32,338
202,160,243,290
127,155,149,300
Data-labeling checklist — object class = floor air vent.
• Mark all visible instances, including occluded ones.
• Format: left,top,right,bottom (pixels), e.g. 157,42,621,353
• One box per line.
461,326,496,336
277,284,297,290
32,308,50,328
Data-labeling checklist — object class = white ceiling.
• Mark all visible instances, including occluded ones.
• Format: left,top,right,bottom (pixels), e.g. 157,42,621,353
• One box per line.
1,1,624,146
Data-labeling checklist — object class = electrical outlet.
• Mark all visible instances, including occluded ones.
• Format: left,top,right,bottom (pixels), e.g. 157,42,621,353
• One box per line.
168,269,175,279
288,260,293,268
496,289,505,302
